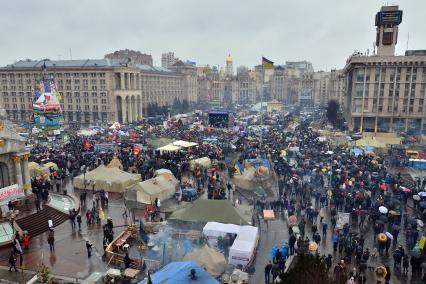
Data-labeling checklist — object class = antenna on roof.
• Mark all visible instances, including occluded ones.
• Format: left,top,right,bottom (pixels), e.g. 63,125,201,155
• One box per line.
406,32,410,51
69,48,73,60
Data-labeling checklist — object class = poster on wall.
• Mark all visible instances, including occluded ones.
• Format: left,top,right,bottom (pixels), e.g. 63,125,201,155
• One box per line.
0,184,24,205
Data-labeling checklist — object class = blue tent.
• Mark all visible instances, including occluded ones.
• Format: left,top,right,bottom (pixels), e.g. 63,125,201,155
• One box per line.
351,148,363,155
139,261,219,284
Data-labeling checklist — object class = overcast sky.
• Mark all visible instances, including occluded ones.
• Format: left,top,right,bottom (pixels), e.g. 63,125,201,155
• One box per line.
1,0,425,71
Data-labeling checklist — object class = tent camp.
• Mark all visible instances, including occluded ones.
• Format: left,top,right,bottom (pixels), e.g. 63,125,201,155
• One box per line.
139,261,218,284
189,157,212,170
128,175,178,205
183,245,227,277
73,165,140,193
168,199,249,225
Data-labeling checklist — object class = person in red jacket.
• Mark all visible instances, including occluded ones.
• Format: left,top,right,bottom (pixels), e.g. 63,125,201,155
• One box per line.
22,232,30,249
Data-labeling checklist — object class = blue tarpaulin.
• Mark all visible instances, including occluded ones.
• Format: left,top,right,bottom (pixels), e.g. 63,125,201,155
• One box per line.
247,159,270,168
139,261,219,284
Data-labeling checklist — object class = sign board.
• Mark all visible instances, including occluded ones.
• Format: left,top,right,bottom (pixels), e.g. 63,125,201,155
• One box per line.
336,213,350,229
0,184,24,205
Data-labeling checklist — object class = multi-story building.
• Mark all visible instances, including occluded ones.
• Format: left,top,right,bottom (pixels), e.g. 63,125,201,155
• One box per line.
343,5,426,135
168,61,198,104
328,69,346,107
0,58,194,125
161,52,179,68
271,66,285,102
105,49,153,66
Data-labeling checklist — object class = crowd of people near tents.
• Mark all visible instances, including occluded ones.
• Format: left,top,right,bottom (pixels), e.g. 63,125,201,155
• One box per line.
256,117,426,283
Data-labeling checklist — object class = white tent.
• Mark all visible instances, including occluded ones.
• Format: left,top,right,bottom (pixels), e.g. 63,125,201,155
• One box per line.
189,157,212,170
202,222,259,267
228,225,259,267
133,175,177,204
173,140,198,148
203,222,241,246
157,144,182,153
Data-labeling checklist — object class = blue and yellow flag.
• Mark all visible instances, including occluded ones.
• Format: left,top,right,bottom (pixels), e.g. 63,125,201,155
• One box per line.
234,161,244,175
262,57,274,68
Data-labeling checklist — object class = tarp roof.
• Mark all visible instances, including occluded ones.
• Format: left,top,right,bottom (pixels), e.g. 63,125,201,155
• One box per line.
73,165,140,192
168,199,249,225
157,144,182,152
132,175,177,204
139,261,219,284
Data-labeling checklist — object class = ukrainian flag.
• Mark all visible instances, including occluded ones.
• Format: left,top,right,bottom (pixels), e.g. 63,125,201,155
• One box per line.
234,161,244,175
262,57,274,68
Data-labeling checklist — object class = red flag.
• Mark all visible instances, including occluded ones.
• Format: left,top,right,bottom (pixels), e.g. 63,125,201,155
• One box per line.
134,144,141,155
84,140,91,150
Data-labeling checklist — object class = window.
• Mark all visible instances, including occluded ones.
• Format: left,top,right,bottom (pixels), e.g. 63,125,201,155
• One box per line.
93,99,98,104
83,92,88,97
419,99,424,112
101,99,107,104
84,98,89,103
91,79,96,84
91,92,97,97
83,80,88,86
100,73,105,78
74,79,80,84
91,86,97,90
84,105,90,110
91,73,96,77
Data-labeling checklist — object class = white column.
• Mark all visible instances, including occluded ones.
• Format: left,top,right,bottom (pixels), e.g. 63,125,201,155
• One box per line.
120,73,125,90
22,157,31,193
121,96,127,123
12,156,23,189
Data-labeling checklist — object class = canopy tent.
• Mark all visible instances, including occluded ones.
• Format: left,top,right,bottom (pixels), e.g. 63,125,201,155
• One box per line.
73,165,140,193
203,222,241,246
172,140,198,148
168,199,249,225
229,225,259,267
183,245,227,277
107,156,123,169
147,138,173,149
139,261,218,284
77,129,98,136
157,144,182,153
189,157,212,170
155,169,172,176
128,175,177,205
28,162,49,178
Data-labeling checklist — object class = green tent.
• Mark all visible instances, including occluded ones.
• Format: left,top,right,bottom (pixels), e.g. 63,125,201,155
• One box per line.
168,199,249,225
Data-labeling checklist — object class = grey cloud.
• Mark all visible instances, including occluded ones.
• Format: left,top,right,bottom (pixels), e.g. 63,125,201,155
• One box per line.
1,0,425,70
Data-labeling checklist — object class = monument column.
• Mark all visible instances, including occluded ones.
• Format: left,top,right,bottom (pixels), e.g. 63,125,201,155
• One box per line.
21,154,31,193
11,156,23,189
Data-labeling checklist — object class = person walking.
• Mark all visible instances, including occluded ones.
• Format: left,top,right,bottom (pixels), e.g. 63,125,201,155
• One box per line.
76,214,82,231
86,241,93,258
8,252,18,272
47,232,55,252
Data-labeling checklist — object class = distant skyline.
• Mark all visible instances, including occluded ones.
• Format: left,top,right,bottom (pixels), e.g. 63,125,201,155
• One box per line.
1,0,425,71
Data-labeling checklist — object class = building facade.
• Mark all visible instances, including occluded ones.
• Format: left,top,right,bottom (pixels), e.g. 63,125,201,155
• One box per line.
0,59,195,125
0,108,31,193
343,5,426,135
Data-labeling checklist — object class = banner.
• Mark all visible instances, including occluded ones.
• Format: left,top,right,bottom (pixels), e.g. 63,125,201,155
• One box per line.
0,184,24,205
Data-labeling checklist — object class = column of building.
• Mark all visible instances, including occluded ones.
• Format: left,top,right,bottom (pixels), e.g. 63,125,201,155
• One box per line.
21,154,31,192
11,155,23,189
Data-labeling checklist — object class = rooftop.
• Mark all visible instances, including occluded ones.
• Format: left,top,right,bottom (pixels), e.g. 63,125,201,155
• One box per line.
0,59,179,75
